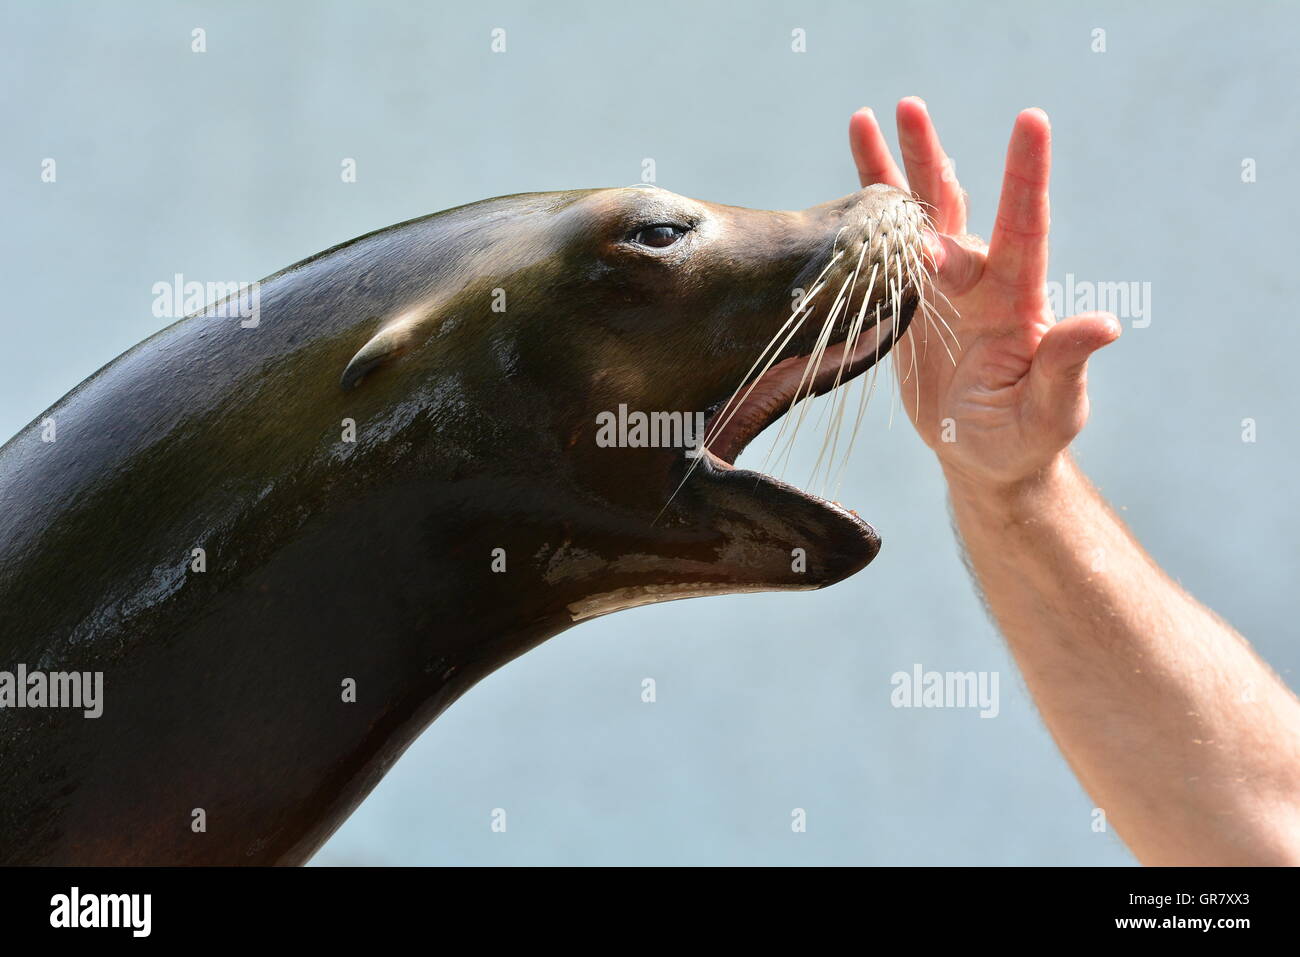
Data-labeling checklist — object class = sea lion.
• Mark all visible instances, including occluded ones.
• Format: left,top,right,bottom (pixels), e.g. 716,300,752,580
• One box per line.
0,184,930,864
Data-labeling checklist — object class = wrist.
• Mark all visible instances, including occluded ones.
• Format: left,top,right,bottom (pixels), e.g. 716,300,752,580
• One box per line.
942,453,1077,523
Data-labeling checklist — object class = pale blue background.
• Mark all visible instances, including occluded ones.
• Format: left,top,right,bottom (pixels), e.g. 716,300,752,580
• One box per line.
2,0,1295,865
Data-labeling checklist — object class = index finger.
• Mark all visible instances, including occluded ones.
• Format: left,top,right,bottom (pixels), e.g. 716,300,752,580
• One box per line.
849,108,908,190
986,108,1051,294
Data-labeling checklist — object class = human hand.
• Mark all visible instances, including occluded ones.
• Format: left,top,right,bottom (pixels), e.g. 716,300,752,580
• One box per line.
849,98,1121,492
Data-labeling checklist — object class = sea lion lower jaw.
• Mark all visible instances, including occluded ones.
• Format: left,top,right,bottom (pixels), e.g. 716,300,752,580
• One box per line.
0,182,929,864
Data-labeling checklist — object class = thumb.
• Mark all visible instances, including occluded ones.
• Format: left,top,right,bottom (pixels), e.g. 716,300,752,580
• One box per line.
1025,311,1122,438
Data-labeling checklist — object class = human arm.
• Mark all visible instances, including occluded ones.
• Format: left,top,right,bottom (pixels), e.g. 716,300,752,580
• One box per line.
850,99,1300,864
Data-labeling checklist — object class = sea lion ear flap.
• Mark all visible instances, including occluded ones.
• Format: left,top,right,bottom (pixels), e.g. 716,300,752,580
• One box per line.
340,322,408,391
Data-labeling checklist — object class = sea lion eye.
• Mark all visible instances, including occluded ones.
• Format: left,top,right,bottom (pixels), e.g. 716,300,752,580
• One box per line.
630,224,687,248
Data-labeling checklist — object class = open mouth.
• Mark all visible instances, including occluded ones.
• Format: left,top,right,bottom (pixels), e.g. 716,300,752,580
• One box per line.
701,296,919,489
649,188,934,587
694,189,932,520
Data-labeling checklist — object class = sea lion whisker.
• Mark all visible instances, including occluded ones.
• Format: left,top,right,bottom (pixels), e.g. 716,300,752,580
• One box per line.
809,250,879,492
833,338,885,492
761,272,853,477
702,278,825,446
810,225,875,434
768,287,850,482
918,297,958,367
901,243,940,316
887,304,901,431
768,291,847,479
893,241,923,414
910,302,921,415
895,279,913,386
700,251,844,450
810,315,858,492
926,280,960,322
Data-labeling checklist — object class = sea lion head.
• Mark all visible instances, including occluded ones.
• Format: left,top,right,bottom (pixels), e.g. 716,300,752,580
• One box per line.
339,183,931,625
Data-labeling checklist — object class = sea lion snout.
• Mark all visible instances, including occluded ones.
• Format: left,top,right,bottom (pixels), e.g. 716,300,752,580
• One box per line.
807,183,929,280
685,184,930,457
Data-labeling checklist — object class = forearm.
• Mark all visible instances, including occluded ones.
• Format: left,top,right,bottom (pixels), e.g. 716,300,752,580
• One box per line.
946,454,1300,865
